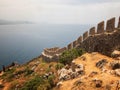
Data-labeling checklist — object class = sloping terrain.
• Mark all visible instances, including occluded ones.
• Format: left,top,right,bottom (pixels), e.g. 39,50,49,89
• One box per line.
0,57,59,90
0,52,120,90
59,53,120,90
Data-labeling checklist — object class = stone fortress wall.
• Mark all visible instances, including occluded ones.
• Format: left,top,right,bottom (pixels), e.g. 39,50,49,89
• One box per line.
41,47,67,62
43,47,67,56
67,17,120,50
42,17,120,61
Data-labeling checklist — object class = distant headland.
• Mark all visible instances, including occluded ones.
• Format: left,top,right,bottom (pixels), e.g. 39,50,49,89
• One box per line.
0,19,33,25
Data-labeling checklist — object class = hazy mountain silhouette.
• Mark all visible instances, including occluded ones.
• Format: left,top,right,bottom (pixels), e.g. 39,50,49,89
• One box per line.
0,20,33,25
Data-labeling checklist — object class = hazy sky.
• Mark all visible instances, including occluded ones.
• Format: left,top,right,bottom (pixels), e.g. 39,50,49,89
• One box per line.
0,0,120,24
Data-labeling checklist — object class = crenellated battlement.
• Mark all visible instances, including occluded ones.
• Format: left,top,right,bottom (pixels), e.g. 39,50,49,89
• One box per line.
42,16,120,62
67,17,120,50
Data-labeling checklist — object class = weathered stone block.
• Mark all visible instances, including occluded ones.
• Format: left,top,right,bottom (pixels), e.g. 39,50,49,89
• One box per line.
89,27,96,36
97,21,104,34
77,36,82,43
83,31,88,40
67,43,73,49
106,17,115,32
73,40,77,48
118,17,120,28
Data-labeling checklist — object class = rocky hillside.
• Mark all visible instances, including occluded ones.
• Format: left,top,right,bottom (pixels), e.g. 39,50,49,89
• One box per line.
58,52,120,90
0,51,120,90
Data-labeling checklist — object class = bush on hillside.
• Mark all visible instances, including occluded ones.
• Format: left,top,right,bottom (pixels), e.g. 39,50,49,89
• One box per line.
55,63,64,70
59,48,85,65
2,68,16,81
48,74,55,87
20,74,55,90
20,76,49,90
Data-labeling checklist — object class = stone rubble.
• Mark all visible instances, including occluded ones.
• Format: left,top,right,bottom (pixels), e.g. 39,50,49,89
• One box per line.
58,63,84,81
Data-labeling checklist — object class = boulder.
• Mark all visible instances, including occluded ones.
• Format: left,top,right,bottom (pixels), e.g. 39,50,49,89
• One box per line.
70,72,78,79
58,63,85,81
58,68,71,81
89,71,98,77
31,65,37,71
76,64,84,71
96,59,108,69
95,80,102,88
110,61,120,70
57,81,63,87
92,78,103,88
111,50,120,58
80,56,86,61
115,69,120,76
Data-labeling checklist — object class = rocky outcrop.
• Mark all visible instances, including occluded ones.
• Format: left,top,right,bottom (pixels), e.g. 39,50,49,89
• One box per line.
111,50,120,58
110,61,120,70
96,59,108,69
58,63,84,81
115,69,120,76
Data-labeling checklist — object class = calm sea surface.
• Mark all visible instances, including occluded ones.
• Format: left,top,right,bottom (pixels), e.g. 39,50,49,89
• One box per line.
0,24,91,69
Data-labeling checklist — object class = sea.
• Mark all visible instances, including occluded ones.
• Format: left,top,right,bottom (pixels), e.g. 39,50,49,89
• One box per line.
0,24,91,69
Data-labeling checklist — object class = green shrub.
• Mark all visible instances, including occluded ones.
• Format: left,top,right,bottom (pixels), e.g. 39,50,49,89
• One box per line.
20,75,55,90
59,48,85,65
48,75,55,86
46,67,51,73
20,76,46,90
25,69,34,76
55,63,64,70
2,68,16,81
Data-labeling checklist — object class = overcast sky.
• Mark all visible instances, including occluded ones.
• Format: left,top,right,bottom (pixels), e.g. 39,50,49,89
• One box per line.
0,0,120,24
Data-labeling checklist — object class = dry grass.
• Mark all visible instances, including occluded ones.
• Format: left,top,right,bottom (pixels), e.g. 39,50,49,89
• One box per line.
59,53,120,90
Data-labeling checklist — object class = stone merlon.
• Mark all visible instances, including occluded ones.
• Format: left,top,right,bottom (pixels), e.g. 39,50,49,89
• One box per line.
118,17,120,28
97,21,104,34
106,17,115,32
89,27,96,36
77,36,82,43
83,31,88,40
